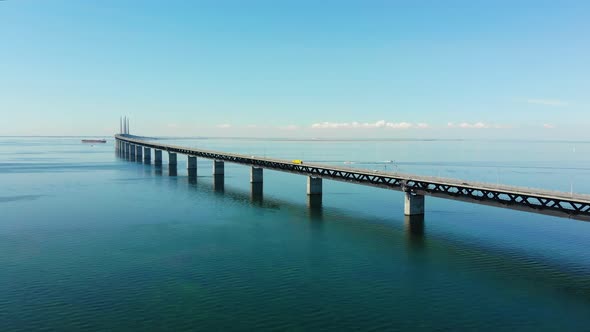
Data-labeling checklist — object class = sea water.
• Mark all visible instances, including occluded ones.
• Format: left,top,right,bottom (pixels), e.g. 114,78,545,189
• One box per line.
1,137,589,331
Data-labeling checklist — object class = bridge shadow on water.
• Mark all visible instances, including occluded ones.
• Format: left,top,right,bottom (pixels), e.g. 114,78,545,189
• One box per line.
405,215,426,249
171,173,427,248
118,151,427,244
115,151,590,304
118,153,434,254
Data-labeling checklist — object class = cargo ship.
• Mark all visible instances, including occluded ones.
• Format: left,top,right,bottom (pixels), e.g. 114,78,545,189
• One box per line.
81,139,107,143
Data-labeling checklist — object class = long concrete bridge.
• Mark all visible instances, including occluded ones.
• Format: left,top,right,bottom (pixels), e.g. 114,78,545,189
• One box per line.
114,133,590,222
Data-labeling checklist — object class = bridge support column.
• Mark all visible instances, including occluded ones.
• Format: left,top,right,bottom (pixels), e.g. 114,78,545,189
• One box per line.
213,174,224,192
307,177,322,195
188,169,197,183
168,152,177,176
143,147,151,163
213,160,224,175
136,145,143,160
404,192,425,216
130,144,135,157
250,167,263,183
154,149,162,165
168,152,177,166
188,156,197,170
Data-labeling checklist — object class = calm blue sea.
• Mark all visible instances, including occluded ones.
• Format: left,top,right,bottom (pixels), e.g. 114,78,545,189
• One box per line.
1,136,589,331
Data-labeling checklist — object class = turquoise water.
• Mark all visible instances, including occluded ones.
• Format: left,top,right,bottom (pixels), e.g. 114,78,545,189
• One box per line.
1,137,590,331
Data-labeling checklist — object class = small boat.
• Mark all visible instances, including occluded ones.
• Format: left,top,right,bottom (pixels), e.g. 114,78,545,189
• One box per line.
81,139,107,143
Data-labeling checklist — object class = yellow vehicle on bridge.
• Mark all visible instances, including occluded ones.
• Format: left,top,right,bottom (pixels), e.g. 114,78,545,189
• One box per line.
292,159,303,164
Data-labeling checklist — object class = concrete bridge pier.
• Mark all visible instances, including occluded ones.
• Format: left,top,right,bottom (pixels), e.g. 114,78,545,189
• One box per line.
213,160,224,175
129,144,135,158
188,156,197,170
213,174,224,192
154,150,162,165
168,152,176,175
404,192,425,216
250,167,263,183
143,147,151,163
307,177,322,195
188,169,197,184
136,145,143,161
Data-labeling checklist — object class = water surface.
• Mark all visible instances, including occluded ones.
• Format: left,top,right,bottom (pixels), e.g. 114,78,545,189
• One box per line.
1,137,589,331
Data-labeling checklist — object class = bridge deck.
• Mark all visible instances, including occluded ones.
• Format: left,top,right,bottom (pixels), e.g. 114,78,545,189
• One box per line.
116,135,590,221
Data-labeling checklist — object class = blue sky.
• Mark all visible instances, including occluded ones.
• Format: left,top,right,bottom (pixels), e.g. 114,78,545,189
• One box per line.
1,0,588,138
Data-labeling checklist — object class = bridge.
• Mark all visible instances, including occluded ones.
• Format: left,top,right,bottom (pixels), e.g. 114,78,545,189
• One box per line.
114,132,590,222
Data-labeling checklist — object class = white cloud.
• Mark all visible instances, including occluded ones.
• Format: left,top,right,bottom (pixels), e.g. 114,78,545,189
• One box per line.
462,122,487,129
526,99,569,107
543,123,555,129
311,120,423,129
386,122,413,129
216,124,232,129
447,122,510,129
